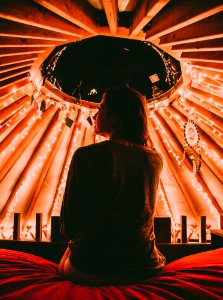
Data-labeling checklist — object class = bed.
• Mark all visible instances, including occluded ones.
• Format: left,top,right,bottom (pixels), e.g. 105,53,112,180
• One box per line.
0,247,223,300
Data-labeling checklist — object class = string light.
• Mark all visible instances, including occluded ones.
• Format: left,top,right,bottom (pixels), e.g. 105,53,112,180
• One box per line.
157,186,176,229
192,81,223,98
187,89,223,115
51,109,84,215
176,97,223,140
150,44,181,86
190,176,219,223
0,105,34,143
191,68,223,89
0,114,38,160
184,63,223,99
42,45,68,90
4,110,64,221
151,114,183,166
200,140,223,168
0,82,34,109
163,107,185,129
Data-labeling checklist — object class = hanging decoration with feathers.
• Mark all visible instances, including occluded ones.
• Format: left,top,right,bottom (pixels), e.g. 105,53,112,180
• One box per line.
180,119,202,174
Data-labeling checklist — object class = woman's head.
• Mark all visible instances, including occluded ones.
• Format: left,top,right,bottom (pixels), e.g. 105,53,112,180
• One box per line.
95,86,149,145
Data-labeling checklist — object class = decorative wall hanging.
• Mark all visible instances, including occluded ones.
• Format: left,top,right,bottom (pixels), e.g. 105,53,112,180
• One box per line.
181,119,202,174
184,120,199,148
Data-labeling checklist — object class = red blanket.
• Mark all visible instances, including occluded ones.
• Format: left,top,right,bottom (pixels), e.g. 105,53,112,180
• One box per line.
0,248,223,300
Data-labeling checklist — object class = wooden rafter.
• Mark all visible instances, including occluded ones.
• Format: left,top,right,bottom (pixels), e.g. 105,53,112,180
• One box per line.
145,0,223,40
159,12,223,46
0,18,70,41
33,0,98,34
194,76,223,90
191,83,223,100
0,66,31,82
181,51,223,63
101,0,118,35
47,109,80,221
184,98,223,134
0,54,38,67
0,95,29,122
172,38,223,52
0,48,46,57
130,0,170,36
187,61,223,73
0,61,34,74
0,37,58,48
22,115,67,229
0,105,56,182
100,25,146,40
0,0,88,37
190,86,223,107
192,69,223,82
0,73,30,90
0,78,30,98
188,87,223,119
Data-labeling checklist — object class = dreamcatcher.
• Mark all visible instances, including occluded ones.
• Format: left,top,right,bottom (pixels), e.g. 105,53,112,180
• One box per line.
180,119,202,174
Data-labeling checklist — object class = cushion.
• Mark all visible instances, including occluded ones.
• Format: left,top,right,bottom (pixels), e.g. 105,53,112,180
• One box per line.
0,248,223,300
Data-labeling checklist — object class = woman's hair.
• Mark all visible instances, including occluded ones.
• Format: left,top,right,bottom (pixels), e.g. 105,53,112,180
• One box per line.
103,85,149,145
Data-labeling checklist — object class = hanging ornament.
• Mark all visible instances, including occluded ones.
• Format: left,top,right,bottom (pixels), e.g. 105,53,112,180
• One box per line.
30,94,35,105
86,115,93,126
149,73,163,99
65,117,74,128
181,119,202,174
40,100,46,112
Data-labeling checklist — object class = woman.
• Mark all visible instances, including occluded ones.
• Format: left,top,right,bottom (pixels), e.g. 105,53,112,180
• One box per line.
59,86,166,285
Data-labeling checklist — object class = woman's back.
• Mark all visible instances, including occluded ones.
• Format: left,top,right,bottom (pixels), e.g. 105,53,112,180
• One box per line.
61,140,165,278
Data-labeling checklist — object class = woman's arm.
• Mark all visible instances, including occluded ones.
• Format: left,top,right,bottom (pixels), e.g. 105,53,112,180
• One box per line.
60,149,83,239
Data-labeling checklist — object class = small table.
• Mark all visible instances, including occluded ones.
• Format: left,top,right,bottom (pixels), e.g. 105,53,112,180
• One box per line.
211,230,223,249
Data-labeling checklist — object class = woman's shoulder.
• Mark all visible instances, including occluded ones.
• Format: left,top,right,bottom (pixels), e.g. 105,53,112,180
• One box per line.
150,148,163,160
148,148,163,163
74,141,110,156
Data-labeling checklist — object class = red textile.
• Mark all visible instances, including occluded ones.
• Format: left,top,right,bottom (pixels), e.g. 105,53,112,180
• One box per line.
0,248,223,300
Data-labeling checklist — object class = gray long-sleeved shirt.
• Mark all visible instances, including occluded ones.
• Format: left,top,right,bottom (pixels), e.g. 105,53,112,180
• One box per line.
60,140,165,277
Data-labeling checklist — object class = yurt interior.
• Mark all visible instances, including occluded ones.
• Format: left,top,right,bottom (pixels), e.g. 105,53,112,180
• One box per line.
0,1,223,299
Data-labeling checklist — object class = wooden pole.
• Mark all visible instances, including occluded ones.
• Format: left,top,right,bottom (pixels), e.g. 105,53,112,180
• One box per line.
50,216,65,242
181,215,187,243
200,215,207,243
13,213,21,240
35,213,42,242
154,217,171,243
